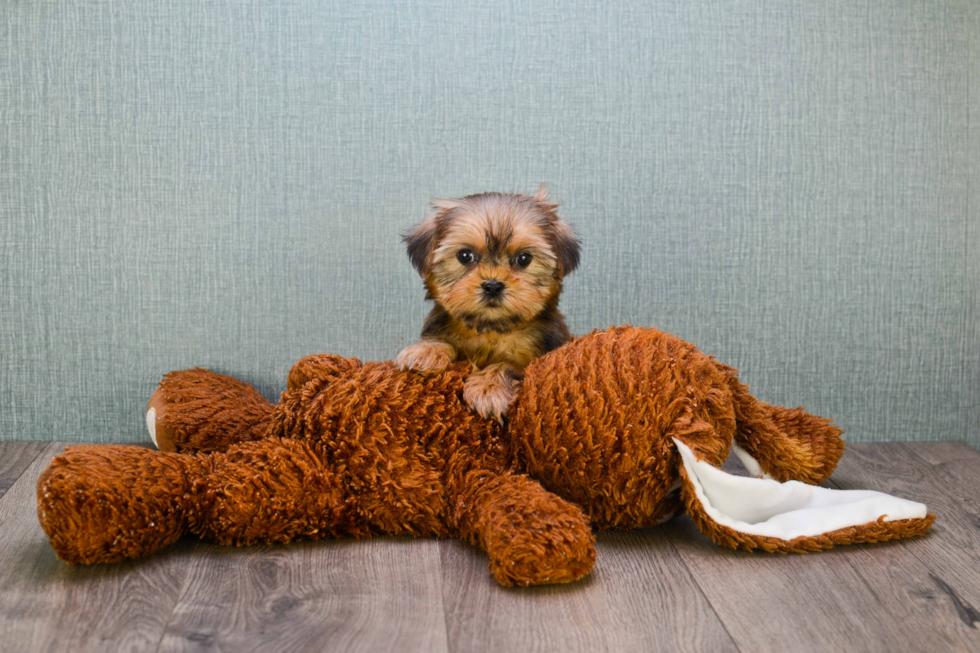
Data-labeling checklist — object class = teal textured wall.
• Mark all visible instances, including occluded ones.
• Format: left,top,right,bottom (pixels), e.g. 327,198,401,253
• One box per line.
1,0,977,445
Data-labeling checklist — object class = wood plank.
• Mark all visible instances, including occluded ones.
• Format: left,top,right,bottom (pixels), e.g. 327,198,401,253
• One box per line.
440,529,737,653
664,443,979,653
158,537,450,653
663,517,922,652
439,539,609,653
593,529,738,653
828,442,980,648
0,443,196,653
0,442,47,498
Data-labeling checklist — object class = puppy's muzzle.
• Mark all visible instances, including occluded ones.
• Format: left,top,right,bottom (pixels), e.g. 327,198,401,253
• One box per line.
481,280,505,300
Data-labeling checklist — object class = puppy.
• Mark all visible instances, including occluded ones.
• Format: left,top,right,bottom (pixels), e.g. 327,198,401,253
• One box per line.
396,186,580,422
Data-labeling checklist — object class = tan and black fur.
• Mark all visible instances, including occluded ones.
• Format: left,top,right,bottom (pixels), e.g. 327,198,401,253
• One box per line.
396,186,580,421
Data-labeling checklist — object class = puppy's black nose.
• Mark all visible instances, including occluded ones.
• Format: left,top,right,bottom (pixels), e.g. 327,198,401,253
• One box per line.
481,280,505,299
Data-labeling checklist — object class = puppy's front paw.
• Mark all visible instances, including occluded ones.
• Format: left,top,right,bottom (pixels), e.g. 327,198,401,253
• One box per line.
395,339,456,375
463,369,520,424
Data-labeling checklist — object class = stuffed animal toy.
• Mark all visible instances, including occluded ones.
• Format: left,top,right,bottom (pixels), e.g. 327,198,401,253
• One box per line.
36,326,934,587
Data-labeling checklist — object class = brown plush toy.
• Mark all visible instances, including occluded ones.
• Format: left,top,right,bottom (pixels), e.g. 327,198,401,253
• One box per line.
36,327,934,587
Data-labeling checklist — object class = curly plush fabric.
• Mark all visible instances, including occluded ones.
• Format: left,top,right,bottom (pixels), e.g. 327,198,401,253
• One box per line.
148,368,274,453
36,326,933,586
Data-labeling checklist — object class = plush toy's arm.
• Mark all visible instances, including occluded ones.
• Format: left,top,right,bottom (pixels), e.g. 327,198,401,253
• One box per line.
673,439,935,553
450,468,596,587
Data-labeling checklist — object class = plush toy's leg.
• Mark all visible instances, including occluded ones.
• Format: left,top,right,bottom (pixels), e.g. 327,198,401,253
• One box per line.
673,438,935,553
37,440,370,564
728,377,845,484
37,445,209,564
451,470,596,587
196,439,369,545
147,368,274,453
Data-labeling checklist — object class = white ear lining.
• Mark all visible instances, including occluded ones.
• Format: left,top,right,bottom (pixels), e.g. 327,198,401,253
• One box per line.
673,439,928,540
729,441,772,479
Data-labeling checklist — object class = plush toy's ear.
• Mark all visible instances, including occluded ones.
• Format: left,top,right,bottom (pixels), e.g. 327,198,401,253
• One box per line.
403,200,457,276
672,439,934,552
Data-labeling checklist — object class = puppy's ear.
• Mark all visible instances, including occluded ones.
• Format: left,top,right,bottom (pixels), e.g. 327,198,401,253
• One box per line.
533,188,580,278
431,197,461,211
549,217,580,278
403,199,456,276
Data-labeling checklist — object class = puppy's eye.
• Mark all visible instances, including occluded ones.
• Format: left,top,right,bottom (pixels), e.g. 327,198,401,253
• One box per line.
515,252,533,268
456,250,475,265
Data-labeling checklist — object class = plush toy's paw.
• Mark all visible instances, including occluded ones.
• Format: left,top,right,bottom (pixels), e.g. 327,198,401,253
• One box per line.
37,445,206,564
287,353,363,391
455,473,596,586
395,339,456,375
145,369,275,454
146,386,176,452
487,517,596,587
463,365,520,424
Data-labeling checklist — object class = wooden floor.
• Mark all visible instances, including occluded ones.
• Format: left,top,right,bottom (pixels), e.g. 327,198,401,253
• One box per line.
1,441,979,653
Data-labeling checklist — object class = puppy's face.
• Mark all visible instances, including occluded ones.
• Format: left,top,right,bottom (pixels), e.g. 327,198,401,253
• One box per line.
404,188,579,332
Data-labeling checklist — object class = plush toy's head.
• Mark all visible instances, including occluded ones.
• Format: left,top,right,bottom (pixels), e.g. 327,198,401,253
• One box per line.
510,328,932,552
510,326,731,528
